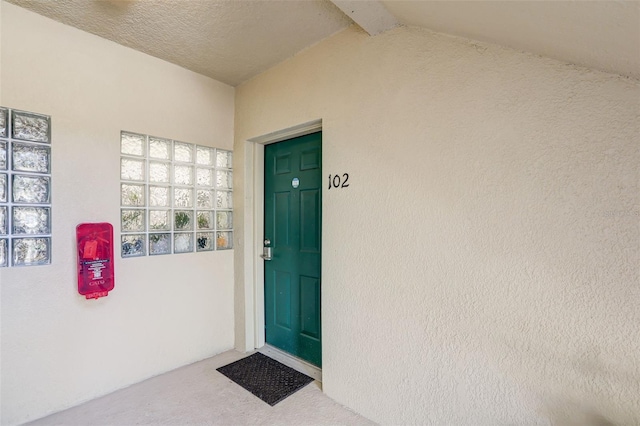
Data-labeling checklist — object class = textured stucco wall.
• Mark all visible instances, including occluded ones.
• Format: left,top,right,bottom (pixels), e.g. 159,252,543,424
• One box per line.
0,4,235,425
234,26,640,424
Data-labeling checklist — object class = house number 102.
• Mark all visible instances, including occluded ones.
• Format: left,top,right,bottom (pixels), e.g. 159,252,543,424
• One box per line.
328,173,350,189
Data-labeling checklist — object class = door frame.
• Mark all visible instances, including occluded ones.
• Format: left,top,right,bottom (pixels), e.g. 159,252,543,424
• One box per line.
243,119,323,350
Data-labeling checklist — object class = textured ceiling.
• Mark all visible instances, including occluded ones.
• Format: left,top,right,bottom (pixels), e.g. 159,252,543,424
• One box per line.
382,0,640,80
5,0,640,85
5,0,353,86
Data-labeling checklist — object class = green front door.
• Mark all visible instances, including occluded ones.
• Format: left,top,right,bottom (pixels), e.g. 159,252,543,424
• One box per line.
264,132,322,367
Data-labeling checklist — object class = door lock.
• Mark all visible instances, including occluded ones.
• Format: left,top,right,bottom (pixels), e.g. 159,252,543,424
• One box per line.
261,239,272,261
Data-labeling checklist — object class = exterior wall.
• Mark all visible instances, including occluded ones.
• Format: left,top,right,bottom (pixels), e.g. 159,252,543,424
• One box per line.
0,4,235,425
234,25,640,424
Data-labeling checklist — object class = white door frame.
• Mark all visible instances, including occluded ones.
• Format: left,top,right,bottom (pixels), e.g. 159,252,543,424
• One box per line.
244,119,323,350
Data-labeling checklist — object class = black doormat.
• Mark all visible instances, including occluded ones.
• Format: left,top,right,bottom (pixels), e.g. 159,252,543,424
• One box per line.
216,352,314,406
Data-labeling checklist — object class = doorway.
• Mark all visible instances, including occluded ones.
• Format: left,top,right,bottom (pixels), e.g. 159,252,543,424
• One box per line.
263,132,322,367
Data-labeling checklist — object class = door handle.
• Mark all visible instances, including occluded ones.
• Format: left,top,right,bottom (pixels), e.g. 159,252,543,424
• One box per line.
261,239,272,261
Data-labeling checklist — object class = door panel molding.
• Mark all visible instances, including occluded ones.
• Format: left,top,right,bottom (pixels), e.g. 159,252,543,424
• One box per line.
244,119,322,352
300,189,321,253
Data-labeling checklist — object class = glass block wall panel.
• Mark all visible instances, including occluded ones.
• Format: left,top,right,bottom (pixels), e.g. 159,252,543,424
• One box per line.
149,233,171,255
1,107,53,267
0,141,7,169
196,146,214,166
0,206,6,234
120,130,233,257
12,175,50,204
174,233,193,253
12,111,50,143
0,238,7,267
149,186,171,207
196,168,213,187
149,161,170,183
216,231,233,250
216,211,233,230
216,190,232,209
149,137,172,160
197,189,214,209
12,237,51,266
12,206,50,235
0,174,6,203
174,165,193,186
196,211,214,230
121,183,145,206
174,188,193,208
174,210,193,231
216,170,232,189
149,210,171,231
121,209,145,232
216,150,232,169
196,232,214,252
174,142,194,163
12,142,51,173
121,158,145,181
121,132,146,157
121,234,145,257
0,108,7,138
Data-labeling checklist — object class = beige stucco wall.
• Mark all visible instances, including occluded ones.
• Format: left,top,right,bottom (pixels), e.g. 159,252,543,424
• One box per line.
234,25,640,424
0,4,235,425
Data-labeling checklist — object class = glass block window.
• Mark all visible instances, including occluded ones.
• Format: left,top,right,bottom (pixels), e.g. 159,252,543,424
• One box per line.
0,107,52,267
120,131,233,257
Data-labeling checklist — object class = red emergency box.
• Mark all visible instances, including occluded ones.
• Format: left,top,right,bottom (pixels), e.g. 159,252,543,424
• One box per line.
76,223,115,299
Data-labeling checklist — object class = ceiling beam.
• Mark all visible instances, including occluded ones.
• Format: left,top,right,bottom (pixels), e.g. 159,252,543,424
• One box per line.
331,0,400,36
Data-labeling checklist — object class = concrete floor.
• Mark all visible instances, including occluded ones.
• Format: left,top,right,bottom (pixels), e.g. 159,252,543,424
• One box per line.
27,350,375,426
